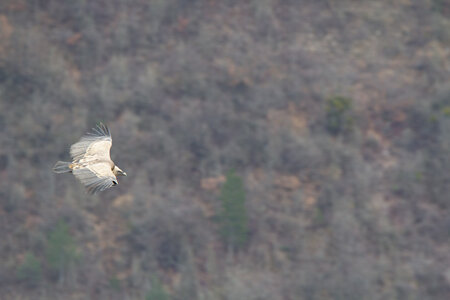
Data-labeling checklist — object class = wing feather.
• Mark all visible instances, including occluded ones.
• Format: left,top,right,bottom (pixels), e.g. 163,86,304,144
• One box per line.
70,123,112,162
72,162,117,194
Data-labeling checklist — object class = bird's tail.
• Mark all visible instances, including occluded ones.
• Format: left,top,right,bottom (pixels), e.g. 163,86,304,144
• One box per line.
53,161,72,173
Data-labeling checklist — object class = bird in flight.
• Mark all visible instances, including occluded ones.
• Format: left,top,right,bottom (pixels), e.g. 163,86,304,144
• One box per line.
53,122,127,194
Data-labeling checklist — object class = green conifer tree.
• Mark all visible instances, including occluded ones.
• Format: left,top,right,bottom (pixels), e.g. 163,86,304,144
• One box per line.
17,252,42,287
219,170,248,249
46,221,78,277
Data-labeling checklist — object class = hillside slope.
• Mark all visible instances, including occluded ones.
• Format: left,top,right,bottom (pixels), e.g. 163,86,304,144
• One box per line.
0,1,449,299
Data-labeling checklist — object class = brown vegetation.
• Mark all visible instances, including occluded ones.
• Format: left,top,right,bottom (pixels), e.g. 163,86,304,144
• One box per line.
0,0,449,299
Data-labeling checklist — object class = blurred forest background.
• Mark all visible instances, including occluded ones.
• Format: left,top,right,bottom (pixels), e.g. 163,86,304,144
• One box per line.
1,0,450,299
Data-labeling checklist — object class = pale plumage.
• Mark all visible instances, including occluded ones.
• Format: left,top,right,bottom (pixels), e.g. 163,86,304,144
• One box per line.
53,122,127,194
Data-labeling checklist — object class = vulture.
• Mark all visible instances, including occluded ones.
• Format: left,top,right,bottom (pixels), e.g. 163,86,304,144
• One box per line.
53,122,127,194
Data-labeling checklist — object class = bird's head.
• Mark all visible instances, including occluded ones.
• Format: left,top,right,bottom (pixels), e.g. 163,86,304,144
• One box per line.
113,166,127,176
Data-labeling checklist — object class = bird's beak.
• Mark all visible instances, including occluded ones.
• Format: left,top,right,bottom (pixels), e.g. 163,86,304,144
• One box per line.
122,171,127,176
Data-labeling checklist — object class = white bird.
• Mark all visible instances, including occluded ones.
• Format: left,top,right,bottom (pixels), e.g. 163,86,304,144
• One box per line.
53,122,127,194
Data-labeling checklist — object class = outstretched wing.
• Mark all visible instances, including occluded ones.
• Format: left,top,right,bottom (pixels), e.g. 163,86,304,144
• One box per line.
70,123,112,162
72,162,118,194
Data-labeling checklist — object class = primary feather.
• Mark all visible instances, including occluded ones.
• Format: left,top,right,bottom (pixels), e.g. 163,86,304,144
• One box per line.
70,122,112,162
73,163,117,194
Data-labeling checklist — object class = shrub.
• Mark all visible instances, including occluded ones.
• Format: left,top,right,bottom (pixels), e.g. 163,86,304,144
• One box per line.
17,253,42,287
325,96,354,136
146,277,170,300
109,276,121,291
